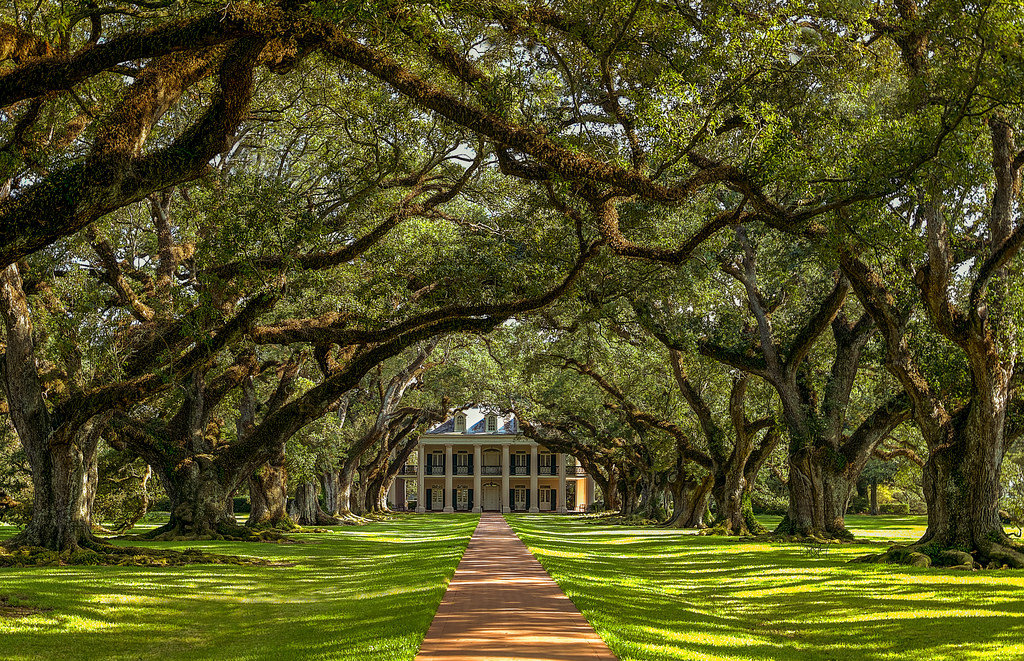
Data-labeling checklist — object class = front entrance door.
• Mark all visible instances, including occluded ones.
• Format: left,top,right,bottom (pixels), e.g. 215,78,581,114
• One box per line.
514,486,527,511
483,485,499,511
431,488,444,510
456,487,469,510
540,487,552,510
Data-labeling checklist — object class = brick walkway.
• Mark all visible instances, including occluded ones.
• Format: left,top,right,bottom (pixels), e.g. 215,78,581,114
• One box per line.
415,513,617,661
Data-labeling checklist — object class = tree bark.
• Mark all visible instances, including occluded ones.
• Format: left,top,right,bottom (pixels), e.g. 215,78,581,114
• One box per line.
8,417,106,550
666,474,712,528
0,264,110,551
320,469,342,516
148,454,240,540
288,481,337,526
918,405,1020,566
247,447,293,530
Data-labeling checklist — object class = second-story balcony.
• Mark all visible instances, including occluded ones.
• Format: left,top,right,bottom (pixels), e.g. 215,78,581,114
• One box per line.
512,466,530,476
398,465,418,476
453,466,472,476
481,465,502,475
538,466,558,476
429,466,445,475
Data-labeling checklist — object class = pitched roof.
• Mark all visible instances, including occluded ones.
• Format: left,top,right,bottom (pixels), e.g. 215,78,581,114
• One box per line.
425,407,519,435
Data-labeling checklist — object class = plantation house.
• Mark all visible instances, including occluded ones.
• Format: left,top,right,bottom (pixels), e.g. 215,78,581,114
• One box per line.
388,408,596,513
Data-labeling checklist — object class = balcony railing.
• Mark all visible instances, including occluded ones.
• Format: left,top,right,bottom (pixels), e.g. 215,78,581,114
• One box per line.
572,466,586,477
398,465,418,476
454,466,472,476
481,466,502,475
512,466,530,476
538,466,558,476
429,466,445,475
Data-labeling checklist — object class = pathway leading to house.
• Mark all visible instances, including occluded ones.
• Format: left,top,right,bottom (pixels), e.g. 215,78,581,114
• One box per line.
415,513,617,661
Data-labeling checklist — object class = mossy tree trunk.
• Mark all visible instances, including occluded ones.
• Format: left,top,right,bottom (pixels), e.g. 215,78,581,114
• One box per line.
247,451,293,530
666,473,712,528
320,469,343,516
289,481,337,526
841,118,1024,566
0,264,112,551
7,417,107,550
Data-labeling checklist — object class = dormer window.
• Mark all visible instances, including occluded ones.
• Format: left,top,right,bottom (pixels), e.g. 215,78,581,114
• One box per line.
486,415,497,432
454,414,466,432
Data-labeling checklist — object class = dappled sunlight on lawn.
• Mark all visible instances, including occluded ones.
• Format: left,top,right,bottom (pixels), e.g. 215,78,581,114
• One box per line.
507,514,1024,661
0,514,478,660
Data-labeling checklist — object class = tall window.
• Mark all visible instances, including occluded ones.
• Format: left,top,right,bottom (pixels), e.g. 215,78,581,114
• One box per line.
486,415,497,432
454,414,466,432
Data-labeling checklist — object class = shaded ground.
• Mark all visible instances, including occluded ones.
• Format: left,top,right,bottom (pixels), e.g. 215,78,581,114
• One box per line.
506,514,1024,661
0,514,477,661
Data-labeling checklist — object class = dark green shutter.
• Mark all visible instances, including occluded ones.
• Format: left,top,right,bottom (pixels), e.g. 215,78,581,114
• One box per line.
469,489,474,509
509,489,515,510
526,489,531,510
426,489,432,511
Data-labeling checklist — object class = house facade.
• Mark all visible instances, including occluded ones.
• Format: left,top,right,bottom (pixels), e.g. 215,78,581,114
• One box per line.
388,408,596,513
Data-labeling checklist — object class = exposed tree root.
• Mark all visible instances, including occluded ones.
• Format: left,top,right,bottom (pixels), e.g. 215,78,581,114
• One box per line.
120,522,294,544
0,538,271,567
700,508,768,536
1,594,53,618
332,512,372,526
245,517,301,533
850,536,1024,570
771,513,854,541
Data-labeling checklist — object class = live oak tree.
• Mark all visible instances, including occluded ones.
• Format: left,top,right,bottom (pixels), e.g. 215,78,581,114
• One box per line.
1,72,597,545
549,344,781,534
0,259,272,552
840,116,1024,567
685,229,913,539
314,343,443,520
4,0,1021,562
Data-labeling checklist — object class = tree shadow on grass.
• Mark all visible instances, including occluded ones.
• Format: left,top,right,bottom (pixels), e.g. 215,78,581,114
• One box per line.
0,514,479,661
506,514,1024,661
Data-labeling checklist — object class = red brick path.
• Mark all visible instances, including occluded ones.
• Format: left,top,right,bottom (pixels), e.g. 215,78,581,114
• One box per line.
415,513,618,661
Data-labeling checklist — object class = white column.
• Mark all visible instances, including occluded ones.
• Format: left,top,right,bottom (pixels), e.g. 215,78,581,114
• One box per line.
586,473,595,509
416,444,426,513
529,444,539,512
557,453,567,513
444,443,454,512
472,444,482,512
501,444,510,513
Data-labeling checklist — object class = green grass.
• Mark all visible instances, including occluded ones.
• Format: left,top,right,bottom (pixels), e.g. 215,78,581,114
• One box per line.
506,514,1024,661
0,514,479,660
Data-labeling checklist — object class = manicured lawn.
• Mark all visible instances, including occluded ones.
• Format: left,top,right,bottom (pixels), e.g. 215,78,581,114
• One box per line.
0,514,479,660
506,514,1024,661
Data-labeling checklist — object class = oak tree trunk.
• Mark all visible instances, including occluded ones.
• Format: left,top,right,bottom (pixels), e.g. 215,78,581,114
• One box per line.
288,481,338,526
147,457,240,540
8,419,105,551
666,474,712,528
320,469,342,516
246,444,293,530
918,409,1024,567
